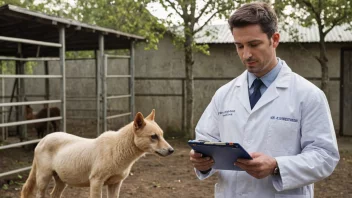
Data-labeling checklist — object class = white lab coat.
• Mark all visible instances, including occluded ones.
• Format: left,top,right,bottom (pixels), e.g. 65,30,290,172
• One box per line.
195,61,340,198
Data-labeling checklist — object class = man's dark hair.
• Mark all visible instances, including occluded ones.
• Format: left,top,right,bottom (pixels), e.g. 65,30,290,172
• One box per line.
228,2,278,39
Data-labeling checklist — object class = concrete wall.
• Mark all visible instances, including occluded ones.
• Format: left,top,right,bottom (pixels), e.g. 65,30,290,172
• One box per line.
1,35,350,136
277,43,346,132
134,35,352,134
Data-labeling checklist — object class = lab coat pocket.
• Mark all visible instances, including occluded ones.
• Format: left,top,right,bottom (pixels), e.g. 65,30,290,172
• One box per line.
214,183,224,198
267,119,300,155
220,115,242,139
220,115,238,128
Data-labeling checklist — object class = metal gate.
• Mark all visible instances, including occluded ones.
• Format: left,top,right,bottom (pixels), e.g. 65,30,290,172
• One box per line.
98,43,135,135
0,28,66,178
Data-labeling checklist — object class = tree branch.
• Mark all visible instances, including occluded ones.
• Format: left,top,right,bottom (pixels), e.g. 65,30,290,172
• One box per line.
193,8,227,35
323,12,347,36
301,0,321,24
194,0,214,23
314,55,322,64
190,0,196,28
165,0,183,18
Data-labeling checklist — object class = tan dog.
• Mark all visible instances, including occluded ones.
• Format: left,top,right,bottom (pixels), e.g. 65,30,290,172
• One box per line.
21,109,174,198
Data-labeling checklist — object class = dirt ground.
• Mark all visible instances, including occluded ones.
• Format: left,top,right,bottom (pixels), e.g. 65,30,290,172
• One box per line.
1,123,352,198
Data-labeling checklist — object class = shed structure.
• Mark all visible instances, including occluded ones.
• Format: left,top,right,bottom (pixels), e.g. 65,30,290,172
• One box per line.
0,4,144,177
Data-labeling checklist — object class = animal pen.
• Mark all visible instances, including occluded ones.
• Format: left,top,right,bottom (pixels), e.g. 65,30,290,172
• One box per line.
0,4,144,178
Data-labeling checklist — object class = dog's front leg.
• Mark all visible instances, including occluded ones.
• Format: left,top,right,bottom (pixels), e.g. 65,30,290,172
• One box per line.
107,182,122,198
89,180,103,198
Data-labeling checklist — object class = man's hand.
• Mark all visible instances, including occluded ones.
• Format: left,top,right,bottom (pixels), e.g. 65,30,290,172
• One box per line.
189,149,214,172
235,152,277,179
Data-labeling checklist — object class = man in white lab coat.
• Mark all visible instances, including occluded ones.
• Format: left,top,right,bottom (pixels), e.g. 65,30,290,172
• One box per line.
189,2,340,198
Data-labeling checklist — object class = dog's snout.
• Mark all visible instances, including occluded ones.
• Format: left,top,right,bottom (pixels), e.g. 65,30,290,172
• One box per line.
155,145,174,157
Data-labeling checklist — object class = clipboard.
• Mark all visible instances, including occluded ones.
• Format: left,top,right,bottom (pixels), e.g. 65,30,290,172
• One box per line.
188,140,252,171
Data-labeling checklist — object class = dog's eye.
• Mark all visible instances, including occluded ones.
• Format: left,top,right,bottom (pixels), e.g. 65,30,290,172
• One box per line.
151,134,158,140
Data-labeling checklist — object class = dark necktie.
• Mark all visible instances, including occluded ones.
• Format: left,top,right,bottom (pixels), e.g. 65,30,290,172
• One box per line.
249,78,263,109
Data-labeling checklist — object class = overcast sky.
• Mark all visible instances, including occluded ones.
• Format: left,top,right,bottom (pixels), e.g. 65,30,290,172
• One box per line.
146,1,228,25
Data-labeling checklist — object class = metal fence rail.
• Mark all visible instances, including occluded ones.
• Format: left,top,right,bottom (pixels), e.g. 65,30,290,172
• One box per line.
0,139,41,150
1,65,5,141
105,54,131,59
0,56,60,61
106,75,131,78
66,97,97,101
0,116,62,128
0,166,32,178
0,32,65,178
68,116,97,119
0,35,62,48
107,95,131,99
102,46,134,132
0,100,61,107
106,112,131,120
0,74,62,78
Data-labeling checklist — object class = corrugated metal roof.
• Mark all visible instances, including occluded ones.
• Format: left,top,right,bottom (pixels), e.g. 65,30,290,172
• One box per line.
0,4,145,57
0,4,145,40
195,23,352,44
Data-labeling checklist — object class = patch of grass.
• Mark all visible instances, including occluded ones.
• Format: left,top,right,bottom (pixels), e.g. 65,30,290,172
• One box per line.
2,183,9,190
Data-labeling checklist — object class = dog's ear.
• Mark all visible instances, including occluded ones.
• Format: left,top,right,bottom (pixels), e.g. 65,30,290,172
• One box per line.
134,112,146,130
146,109,155,121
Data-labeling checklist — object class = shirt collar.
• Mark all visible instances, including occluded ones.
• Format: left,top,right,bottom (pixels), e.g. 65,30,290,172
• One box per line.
248,58,283,88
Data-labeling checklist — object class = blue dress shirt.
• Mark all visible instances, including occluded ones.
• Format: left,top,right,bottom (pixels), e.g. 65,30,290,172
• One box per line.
248,58,283,95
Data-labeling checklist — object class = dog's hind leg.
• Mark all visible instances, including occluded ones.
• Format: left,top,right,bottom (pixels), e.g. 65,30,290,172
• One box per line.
21,161,37,198
50,174,66,198
107,182,122,198
35,168,52,198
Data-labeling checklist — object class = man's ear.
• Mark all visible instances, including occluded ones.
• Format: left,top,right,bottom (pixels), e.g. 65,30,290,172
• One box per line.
272,32,280,48
145,109,155,121
134,112,146,130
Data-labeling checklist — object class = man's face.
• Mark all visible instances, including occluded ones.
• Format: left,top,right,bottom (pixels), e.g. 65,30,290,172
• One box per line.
232,24,279,77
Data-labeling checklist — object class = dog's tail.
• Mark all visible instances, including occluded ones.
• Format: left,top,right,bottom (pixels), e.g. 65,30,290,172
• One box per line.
21,160,37,198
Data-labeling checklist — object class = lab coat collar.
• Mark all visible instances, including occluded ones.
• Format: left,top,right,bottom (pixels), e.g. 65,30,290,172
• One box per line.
235,60,292,113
